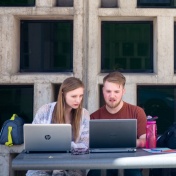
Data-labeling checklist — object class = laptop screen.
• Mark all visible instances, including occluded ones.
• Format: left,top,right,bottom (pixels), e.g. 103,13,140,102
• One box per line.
24,124,71,153
89,119,137,152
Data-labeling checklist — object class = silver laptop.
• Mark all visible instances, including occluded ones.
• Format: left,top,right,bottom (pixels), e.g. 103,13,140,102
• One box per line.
89,119,137,153
24,124,71,153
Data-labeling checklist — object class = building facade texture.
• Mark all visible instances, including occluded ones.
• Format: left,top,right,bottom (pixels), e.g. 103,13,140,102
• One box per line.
0,0,176,175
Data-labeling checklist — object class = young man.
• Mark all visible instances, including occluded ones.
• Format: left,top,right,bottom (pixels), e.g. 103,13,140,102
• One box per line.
88,71,147,176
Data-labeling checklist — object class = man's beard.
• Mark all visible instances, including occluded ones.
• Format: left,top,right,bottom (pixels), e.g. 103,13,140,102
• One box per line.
106,99,122,109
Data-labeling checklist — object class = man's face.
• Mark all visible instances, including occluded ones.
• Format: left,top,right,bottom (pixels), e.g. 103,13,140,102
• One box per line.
103,81,125,109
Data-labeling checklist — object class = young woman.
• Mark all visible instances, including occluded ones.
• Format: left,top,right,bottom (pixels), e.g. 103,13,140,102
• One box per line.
26,77,90,176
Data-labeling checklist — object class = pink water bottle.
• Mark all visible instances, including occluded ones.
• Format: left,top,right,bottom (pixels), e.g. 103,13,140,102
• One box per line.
146,121,157,148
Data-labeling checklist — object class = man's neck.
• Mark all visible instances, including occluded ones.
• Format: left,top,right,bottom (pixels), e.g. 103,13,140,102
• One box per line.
105,101,124,114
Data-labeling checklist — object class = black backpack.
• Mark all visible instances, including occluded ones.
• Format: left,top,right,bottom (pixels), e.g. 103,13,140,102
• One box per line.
157,122,176,149
150,123,176,176
0,114,25,146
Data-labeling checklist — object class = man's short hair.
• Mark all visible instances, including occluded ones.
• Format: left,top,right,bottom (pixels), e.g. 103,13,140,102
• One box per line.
103,71,126,87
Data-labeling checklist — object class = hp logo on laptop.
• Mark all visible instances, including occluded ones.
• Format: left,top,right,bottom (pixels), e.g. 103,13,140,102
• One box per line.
45,135,51,140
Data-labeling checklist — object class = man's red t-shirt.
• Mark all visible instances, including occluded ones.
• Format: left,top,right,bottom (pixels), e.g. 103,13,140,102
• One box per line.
90,102,147,138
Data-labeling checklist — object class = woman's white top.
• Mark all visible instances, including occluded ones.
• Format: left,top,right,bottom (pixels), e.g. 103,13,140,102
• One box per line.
32,102,90,149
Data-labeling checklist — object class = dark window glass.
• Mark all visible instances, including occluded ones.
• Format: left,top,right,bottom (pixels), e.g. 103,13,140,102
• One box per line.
137,0,176,8
0,0,35,6
101,0,118,8
57,0,73,7
53,84,61,101
137,85,176,134
99,85,105,107
101,21,153,73
20,20,73,72
174,22,176,73
0,85,34,129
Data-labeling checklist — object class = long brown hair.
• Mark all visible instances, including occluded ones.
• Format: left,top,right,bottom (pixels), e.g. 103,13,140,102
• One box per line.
52,77,84,141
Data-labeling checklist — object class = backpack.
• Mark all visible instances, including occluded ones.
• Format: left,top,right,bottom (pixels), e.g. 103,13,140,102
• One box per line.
157,122,176,149
0,114,25,146
149,123,176,176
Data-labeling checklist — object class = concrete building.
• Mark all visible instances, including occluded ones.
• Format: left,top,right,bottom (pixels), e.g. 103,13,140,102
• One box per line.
0,0,176,175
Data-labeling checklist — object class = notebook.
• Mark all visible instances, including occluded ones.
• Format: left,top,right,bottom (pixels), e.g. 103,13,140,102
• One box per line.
24,124,71,153
89,119,137,153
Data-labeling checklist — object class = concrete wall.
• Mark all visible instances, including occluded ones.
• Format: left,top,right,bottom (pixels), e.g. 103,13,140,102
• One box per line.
0,0,176,175
0,145,24,176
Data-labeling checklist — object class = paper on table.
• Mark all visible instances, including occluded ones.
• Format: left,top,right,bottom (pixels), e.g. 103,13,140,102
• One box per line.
143,148,176,154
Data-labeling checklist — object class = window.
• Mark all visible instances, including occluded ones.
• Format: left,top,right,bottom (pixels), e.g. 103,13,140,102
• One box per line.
101,0,118,8
0,0,35,6
57,0,73,7
99,85,105,107
174,22,176,73
101,21,153,73
137,85,176,134
0,85,34,129
54,84,61,101
20,20,73,72
137,0,176,8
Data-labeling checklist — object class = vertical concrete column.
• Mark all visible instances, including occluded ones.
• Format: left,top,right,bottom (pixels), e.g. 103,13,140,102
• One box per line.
0,153,10,176
0,155,2,176
87,0,101,113
9,153,16,176
36,0,56,7
1,15,20,75
0,15,19,76
81,0,89,108
157,16,174,82
11,17,20,74
118,0,136,9
1,15,12,76
73,0,84,80
33,83,53,116
123,83,137,105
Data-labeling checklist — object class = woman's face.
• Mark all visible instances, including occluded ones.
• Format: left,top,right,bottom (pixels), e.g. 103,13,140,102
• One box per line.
65,87,84,109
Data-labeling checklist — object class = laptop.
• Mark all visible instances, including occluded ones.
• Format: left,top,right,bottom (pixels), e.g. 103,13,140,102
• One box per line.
89,119,137,153
24,124,71,153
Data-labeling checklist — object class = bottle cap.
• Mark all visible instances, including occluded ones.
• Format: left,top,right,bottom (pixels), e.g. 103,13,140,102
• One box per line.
147,116,158,121
147,121,156,124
